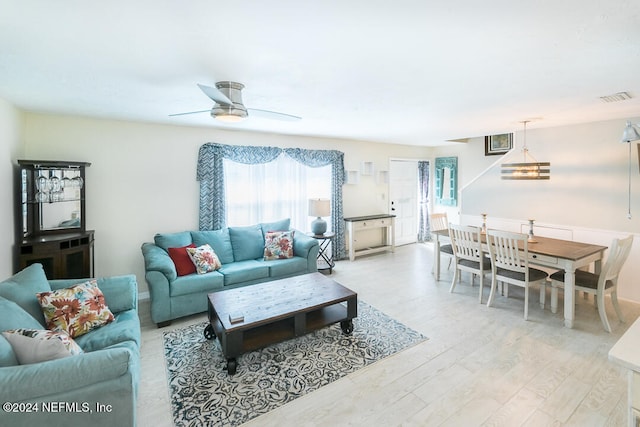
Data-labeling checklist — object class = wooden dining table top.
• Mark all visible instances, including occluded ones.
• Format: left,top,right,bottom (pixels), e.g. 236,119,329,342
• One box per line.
521,235,607,261
433,229,607,261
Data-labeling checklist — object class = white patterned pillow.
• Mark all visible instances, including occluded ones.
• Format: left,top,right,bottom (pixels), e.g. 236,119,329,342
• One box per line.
186,244,222,274
2,328,83,365
264,231,294,260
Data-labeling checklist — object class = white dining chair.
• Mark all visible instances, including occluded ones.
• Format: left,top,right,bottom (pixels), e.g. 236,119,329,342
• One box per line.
430,212,453,269
548,235,633,332
486,229,549,320
448,223,492,303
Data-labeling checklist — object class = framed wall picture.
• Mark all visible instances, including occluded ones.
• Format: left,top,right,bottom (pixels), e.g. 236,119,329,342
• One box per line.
485,133,513,156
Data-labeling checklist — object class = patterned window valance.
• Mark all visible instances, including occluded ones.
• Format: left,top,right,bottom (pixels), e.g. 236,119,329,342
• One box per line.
197,142,347,260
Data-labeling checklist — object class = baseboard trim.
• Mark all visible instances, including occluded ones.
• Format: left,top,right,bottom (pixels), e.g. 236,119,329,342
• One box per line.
138,291,150,301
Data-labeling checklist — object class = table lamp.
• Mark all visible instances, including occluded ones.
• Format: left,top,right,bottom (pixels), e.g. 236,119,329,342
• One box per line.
309,198,330,235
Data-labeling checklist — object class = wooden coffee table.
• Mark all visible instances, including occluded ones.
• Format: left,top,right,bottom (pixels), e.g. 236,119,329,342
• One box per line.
205,272,357,375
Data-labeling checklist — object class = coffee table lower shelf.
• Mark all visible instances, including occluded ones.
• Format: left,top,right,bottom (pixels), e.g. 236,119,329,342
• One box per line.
206,301,356,375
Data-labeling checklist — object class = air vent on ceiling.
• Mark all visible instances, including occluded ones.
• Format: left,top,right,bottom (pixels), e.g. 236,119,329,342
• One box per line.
600,92,633,103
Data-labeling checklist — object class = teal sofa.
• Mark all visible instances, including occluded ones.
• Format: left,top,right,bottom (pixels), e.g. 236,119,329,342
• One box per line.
141,219,319,326
0,264,140,427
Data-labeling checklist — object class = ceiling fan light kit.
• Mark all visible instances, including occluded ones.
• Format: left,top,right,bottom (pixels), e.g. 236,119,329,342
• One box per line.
211,81,248,122
170,81,301,122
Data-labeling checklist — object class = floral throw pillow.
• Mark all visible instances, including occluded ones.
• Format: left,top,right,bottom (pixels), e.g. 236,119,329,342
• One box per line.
186,244,222,274
2,328,83,365
36,280,114,338
264,231,294,260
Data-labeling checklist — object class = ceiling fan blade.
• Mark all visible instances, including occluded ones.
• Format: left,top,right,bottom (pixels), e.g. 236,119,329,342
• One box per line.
168,109,210,117
248,108,301,121
197,83,232,105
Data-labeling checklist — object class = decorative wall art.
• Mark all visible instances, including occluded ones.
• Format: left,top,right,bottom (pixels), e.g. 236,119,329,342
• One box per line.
485,133,513,156
435,156,458,206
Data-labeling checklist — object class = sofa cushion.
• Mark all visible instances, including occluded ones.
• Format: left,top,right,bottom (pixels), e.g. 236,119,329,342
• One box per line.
168,244,197,276
74,309,141,352
260,218,291,235
0,296,43,331
37,281,114,338
187,244,222,274
229,225,265,261
81,275,138,314
0,335,18,367
264,231,295,260
2,328,83,365
191,228,235,264
262,257,309,277
154,231,193,251
169,272,225,297
218,260,270,286
0,263,51,325
0,296,36,367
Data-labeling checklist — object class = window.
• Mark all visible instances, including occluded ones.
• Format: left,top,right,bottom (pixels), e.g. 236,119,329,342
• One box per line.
224,154,331,231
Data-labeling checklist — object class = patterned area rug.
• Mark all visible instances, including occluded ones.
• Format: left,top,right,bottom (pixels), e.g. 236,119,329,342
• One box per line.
163,300,427,427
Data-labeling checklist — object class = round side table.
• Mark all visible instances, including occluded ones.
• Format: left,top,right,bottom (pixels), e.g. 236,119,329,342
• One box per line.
308,232,335,273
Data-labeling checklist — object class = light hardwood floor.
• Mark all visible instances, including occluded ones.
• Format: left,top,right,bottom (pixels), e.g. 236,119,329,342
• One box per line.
136,243,640,426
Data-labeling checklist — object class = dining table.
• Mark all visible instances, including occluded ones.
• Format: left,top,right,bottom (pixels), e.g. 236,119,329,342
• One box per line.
431,228,608,328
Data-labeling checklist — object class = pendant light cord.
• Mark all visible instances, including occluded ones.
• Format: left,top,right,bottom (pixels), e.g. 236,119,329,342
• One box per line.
628,141,632,219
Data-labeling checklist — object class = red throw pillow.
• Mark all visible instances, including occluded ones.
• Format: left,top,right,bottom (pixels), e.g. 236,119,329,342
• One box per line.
168,244,196,276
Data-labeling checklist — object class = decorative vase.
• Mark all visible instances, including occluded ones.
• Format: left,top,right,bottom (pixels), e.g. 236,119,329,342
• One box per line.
311,217,327,235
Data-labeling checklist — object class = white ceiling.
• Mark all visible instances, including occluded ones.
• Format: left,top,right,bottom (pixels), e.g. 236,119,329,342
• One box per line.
1,0,639,146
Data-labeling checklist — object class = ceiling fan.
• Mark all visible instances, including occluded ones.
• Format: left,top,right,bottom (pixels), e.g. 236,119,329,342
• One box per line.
170,81,301,123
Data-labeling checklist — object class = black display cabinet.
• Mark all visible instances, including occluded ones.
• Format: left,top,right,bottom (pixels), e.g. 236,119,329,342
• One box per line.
15,160,94,279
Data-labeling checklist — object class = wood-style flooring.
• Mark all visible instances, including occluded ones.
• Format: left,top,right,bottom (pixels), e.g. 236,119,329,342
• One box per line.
136,243,640,426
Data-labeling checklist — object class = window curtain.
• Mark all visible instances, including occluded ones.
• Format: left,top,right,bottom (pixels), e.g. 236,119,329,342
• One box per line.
417,160,430,242
223,156,330,228
196,142,347,260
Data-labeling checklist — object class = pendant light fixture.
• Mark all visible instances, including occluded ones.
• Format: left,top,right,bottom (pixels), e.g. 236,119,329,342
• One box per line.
621,120,640,219
501,121,550,180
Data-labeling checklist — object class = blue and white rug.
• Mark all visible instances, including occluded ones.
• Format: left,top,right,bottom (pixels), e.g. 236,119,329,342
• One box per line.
163,300,427,427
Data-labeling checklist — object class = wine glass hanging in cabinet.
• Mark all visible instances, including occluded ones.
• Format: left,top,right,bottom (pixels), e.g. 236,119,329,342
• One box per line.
16,160,94,279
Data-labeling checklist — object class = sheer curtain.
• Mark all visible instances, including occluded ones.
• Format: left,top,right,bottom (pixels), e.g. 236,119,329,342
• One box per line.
197,143,347,260
224,155,331,230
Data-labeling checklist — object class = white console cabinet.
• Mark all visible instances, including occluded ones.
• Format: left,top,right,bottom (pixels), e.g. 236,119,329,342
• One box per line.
344,214,395,261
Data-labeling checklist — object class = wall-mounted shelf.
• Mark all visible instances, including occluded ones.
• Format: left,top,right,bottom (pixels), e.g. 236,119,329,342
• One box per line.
361,161,374,176
346,170,360,185
376,170,389,184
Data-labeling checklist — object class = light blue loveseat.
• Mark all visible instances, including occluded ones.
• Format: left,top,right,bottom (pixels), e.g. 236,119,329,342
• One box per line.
0,264,140,427
141,219,319,326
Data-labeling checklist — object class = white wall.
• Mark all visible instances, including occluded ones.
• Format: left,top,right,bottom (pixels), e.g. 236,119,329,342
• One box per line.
460,118,640,232
18,112,640,302
22,113,429,293
432,118,640,302
0,98,23,278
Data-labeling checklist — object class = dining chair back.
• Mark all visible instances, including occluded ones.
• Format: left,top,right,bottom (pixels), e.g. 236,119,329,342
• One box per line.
430,212,448,232
430,212,454,270
448,223,492,302
486,229,549,320
549,235,633,332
